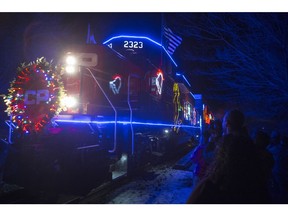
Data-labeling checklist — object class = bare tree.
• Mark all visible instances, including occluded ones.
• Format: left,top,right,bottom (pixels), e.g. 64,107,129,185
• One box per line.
168,13,288,127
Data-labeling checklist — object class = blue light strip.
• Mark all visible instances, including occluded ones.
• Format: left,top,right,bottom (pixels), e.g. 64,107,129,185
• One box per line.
182,75,191,87
5,116,15,144
54,119,201,129
189,92,195,99
103,35,161,47
55,119,116,124
176,73,181,76
103,35,178,67
5,120,16,128
176,73,192,88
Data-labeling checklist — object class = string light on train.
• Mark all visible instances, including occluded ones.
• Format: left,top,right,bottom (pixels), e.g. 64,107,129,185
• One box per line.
156,70,164,95
109,75,122,95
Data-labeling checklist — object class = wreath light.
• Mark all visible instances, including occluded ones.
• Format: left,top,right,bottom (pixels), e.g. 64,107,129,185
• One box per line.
4,57,66,134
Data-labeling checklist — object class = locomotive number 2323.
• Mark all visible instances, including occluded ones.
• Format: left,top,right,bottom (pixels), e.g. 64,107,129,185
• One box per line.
123,41,144,49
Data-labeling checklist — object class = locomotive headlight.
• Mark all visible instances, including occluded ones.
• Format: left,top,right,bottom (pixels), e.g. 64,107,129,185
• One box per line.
64,52,97,74
65,54,78,74
65,65,77,74
66,55,77,65
61,96,78,108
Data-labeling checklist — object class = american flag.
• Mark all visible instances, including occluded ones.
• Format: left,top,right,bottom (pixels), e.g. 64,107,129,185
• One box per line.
163,27,182,55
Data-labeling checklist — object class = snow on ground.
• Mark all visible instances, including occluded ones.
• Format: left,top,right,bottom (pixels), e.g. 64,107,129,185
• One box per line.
102,162,195,204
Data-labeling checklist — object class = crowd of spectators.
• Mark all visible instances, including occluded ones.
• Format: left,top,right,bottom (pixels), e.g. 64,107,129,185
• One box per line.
188,109,288,204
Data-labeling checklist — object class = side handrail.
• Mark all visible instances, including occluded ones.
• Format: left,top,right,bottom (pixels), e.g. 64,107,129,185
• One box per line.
86,68,117,153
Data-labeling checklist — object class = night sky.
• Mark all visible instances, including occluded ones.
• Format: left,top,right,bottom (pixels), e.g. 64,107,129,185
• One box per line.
0,13,162,89
1,12,288,132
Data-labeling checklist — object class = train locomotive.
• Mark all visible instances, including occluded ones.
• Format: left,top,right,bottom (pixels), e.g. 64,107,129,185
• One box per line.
3,34,203,195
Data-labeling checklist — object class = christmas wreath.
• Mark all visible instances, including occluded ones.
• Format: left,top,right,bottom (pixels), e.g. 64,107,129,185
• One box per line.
4,57,65,134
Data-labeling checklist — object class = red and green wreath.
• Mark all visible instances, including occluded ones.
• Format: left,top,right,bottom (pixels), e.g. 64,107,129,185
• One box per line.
4,57,65,134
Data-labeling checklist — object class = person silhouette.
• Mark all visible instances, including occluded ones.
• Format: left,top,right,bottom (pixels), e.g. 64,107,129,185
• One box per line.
187,109,270,204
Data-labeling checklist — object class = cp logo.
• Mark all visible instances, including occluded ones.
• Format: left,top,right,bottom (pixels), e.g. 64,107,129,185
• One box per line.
24,89,49,105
